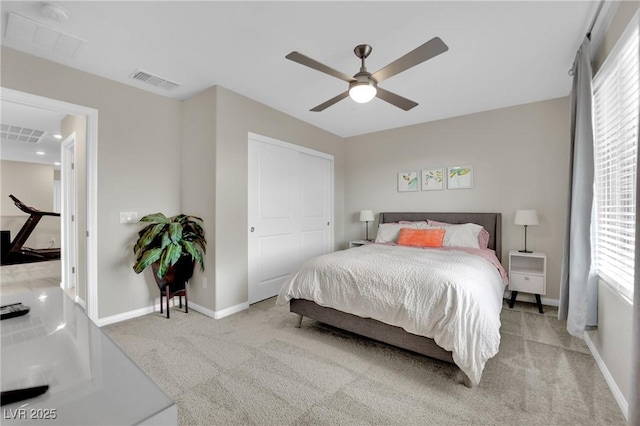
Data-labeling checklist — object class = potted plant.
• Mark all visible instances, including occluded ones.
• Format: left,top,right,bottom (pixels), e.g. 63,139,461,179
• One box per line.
133,213,206,317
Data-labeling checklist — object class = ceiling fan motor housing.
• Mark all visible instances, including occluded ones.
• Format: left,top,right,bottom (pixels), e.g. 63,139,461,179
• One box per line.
353,71,376,84
349,72,377,89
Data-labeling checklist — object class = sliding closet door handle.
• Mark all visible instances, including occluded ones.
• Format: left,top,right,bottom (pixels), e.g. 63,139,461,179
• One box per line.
250,227,255,232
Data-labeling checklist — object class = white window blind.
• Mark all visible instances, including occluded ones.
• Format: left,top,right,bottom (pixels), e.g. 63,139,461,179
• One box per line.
592,11,639,301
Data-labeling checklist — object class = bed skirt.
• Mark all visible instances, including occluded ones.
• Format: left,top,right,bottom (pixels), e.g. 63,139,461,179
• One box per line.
290,298,455,363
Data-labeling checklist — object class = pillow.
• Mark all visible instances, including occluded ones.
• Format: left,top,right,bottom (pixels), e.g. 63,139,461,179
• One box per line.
374,222,420,243
426,219,452,227
478,229,490,249
399,220,429,227
397,228,445,248
427,219,490,249
440,223,483,248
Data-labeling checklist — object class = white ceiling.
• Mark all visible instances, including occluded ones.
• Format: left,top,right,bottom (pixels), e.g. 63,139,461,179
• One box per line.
0,1,608,140
0,99,66,167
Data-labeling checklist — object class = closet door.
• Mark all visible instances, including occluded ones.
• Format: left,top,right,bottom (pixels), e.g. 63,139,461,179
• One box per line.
299,152,332,262
248,135,332,304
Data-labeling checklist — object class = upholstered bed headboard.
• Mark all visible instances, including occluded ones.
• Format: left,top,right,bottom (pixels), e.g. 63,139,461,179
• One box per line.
378,212,502,261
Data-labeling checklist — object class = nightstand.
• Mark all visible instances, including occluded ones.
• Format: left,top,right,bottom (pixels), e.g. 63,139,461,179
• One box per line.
508,250,546,313
349,240,372,248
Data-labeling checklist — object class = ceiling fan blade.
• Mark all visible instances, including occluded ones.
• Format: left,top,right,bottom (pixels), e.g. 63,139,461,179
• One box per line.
372,37,448,83
375,88,418,111
310,91,350,112
286,51,355,83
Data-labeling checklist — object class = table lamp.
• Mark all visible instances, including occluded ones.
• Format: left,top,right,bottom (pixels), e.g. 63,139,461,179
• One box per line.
514,209,538,253
359,210,374,241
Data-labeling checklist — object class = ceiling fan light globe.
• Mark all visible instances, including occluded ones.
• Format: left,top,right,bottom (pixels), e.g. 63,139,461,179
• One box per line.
349,83,377,103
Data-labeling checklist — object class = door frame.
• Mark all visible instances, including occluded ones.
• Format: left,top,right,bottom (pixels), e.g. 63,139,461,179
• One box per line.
1,88,99,322
61,133,77,297
247,132,334,303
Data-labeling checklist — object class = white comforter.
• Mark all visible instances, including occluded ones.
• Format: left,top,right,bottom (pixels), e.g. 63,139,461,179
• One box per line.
276,243,506,386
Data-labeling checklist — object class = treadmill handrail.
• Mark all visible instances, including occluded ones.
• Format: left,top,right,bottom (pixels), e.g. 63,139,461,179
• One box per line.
2,195,61,265
9,195,60,217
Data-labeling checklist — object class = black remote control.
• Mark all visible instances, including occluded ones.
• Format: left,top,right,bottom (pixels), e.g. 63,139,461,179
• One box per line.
0,303,30,320
1,385,49,406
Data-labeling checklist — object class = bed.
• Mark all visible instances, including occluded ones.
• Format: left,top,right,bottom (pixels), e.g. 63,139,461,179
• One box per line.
276,212,505,387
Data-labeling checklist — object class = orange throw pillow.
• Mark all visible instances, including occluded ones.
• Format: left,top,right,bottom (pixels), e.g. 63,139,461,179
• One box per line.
397,228,445,248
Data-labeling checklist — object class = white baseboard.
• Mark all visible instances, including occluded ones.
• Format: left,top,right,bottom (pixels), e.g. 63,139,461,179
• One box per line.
503,291,559,307
584,331,629,420
188,301,216,318
98,296,191,325
165,300,249,319
96,298,250,326
95,305,156,327
213,301,249,319
76,296,87,310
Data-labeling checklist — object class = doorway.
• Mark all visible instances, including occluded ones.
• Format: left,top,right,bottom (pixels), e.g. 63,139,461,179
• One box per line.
0,88,98,322
61,133,77,299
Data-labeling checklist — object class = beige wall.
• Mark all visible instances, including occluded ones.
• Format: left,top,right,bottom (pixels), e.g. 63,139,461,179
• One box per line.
1,47,183,319
586,0,639,408
183,87,345,311
207,86,345,312
588,282,633,403
344,97,570,301
61,114,87,303
2,45,344,319
181,87,217,311
0,159,59,249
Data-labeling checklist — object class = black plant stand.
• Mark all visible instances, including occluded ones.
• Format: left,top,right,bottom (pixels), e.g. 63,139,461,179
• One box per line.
152,257,194,318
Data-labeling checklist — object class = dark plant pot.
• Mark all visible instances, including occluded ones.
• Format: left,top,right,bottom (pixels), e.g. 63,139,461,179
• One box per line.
151,256,195,294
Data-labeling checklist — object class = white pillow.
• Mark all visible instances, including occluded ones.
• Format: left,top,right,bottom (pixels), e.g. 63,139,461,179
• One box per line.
398,220,429,228
374,222,425,243
439,223,483,249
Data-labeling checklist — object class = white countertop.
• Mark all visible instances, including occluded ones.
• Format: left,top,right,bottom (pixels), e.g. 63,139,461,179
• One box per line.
1,287,176,425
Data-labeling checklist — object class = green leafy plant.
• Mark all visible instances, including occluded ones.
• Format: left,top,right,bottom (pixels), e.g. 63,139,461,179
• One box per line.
133,213,206,279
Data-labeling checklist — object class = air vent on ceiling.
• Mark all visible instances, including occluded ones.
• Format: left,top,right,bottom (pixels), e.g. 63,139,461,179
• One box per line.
1,124,46,143
130,70,180,91
5,12,84,57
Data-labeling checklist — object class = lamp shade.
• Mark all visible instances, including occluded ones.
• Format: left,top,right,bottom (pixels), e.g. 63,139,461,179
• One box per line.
349,83,377,103
514,209,539,226
359,210,374,222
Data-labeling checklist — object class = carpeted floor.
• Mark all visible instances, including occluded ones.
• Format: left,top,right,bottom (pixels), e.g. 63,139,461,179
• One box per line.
104,299,626,425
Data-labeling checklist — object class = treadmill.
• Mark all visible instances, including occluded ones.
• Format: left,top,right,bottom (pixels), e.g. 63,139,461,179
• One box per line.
1,195,61,265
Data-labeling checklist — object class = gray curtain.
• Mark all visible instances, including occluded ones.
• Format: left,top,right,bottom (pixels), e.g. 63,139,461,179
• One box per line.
558,36,598,338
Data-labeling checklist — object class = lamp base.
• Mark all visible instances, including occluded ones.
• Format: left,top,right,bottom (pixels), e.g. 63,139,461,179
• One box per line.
518,249,533,253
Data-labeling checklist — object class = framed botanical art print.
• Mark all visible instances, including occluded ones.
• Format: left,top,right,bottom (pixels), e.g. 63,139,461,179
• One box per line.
398,171,418,192
421,168,444,191
447,165,473,189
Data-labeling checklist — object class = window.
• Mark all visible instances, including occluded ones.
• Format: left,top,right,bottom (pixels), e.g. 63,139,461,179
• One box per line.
592,10,639,301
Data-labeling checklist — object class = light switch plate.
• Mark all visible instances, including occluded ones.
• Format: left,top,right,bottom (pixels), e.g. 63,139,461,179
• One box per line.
120,212,139,223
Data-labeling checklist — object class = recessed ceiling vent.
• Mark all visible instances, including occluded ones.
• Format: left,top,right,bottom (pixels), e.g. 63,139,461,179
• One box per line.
1,124,45,143
130,70,180,91
5,12,84,57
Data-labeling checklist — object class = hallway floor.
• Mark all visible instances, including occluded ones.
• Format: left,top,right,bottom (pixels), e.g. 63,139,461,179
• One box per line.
0,260,62,297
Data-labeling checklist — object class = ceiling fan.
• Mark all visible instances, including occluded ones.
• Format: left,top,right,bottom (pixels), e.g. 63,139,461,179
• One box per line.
286,37,448,112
